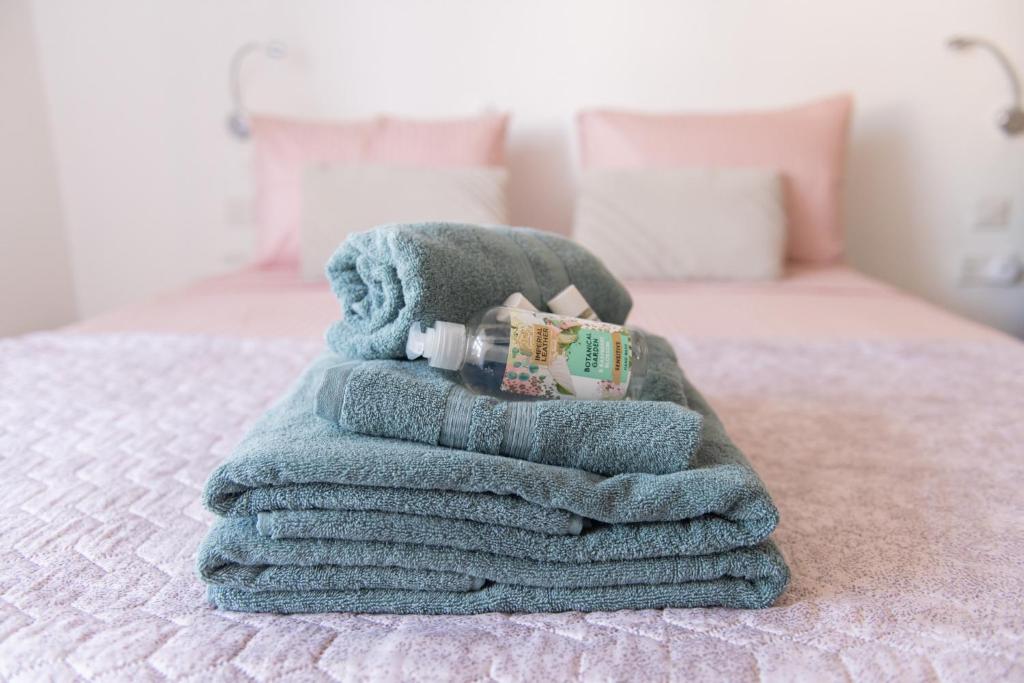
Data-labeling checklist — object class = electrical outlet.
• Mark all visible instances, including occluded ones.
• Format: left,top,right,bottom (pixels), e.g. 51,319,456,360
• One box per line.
960,253,1023,286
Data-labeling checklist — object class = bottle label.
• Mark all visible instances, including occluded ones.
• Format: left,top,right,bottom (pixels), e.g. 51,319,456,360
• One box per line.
500,310,632,400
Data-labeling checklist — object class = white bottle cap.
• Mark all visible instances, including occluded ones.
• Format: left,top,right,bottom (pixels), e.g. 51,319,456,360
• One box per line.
547,284,598,320
501,292,538,311
406,320,466,371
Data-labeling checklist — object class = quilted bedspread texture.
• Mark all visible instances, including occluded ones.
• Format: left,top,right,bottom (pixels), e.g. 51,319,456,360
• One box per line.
0,332,1021,681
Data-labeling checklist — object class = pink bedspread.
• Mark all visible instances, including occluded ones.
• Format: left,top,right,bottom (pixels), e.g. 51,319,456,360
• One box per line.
1,332,1022,681
6,266,1022,680
72,265,1012,343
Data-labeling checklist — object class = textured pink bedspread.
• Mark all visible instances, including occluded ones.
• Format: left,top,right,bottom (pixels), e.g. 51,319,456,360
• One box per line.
1,333,1022,681
72,264,1012,343
5,266,1021,680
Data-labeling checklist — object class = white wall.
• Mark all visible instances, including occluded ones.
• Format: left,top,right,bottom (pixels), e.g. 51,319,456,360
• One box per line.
30,0,1024,335
0,0,76,336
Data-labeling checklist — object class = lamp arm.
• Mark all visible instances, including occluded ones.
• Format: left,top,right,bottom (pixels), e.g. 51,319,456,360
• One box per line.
972,38,1022,107
947,35,1024,136
226,41,287,140
229,42,264,114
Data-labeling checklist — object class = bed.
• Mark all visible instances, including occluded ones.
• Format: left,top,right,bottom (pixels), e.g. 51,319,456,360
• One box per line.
72,263,1007,342
2,262,1021,681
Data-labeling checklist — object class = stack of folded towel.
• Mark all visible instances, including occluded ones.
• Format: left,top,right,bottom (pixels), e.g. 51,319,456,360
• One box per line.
196,223,789,614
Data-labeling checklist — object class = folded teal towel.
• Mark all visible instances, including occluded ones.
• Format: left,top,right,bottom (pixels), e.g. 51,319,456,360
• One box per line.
324,222,634,360
200,517,787,613
315,359,703,476
198,335,788,614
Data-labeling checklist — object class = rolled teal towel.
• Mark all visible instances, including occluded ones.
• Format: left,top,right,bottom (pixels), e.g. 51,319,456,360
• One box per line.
324,222,633,360
315,359,704,476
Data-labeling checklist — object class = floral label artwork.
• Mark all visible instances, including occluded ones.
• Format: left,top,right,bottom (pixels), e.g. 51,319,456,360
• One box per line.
500,310,632,400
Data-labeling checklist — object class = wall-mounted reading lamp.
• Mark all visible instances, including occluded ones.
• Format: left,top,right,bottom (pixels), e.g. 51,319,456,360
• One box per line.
227,41,288,140
947,35,1024,136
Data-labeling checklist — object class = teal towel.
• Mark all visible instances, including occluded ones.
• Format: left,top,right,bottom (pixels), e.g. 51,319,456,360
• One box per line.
199,518,788,613
198,335,788,614
206,573,787,614
324,222,634,360
315,359,704,476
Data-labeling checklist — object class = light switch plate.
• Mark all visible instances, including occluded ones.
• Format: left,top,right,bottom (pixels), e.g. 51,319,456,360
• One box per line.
971,197,1012,230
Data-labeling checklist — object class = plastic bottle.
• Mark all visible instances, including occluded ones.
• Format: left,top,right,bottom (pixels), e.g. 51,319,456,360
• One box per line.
406,307,647,401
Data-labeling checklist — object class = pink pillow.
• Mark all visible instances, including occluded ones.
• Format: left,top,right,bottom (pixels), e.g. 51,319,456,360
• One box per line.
577,95,852,264
251,113,508,266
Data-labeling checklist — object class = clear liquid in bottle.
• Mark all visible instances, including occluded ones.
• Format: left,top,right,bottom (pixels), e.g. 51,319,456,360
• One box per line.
406,306,646,401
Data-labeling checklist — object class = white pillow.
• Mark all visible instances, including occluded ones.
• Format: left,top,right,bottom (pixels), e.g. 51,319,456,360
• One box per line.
300,165,508,281
573,168,786,280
